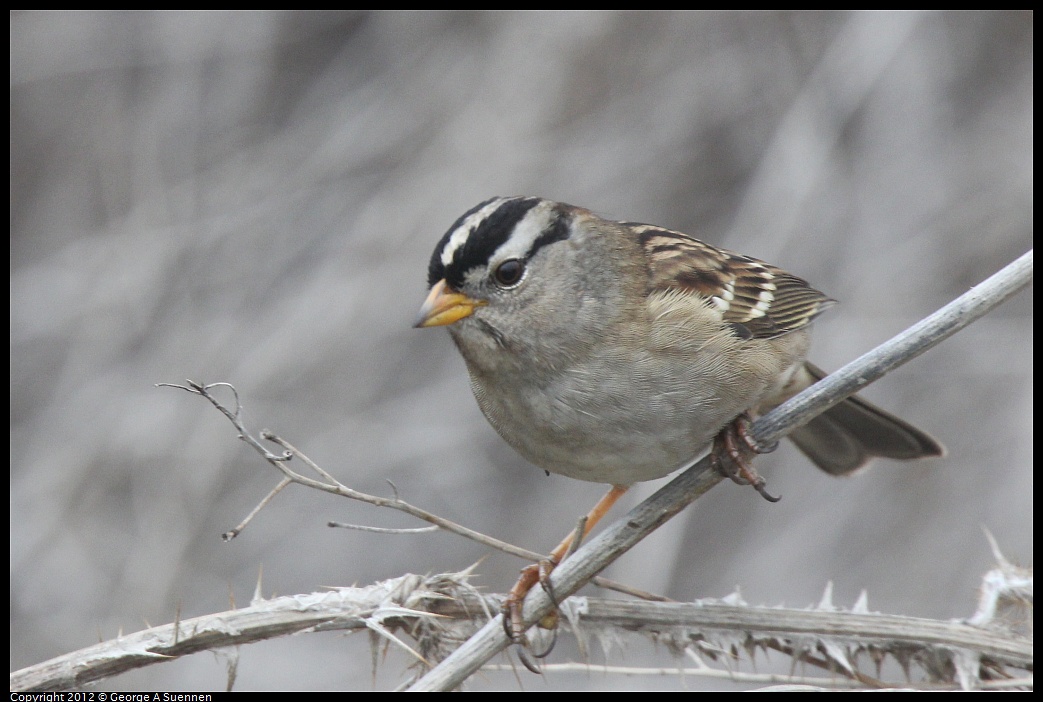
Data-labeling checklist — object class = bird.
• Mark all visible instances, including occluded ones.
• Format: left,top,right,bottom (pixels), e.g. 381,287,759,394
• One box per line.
414,195,944,642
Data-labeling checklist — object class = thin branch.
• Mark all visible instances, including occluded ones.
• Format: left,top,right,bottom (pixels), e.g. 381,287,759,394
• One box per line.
755,249,1033,444
328,522,441,535
158,380,547,562
160,384,669,600
263,432,341,485
407,250,1033,691
222,477,291,541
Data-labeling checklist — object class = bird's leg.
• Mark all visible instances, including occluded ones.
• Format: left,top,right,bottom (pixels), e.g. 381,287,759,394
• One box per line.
711,412,781,502
503,484,630,647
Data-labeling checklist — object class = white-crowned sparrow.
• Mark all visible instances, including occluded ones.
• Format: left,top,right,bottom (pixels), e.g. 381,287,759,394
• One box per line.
416,196,943,485
415,196,944,642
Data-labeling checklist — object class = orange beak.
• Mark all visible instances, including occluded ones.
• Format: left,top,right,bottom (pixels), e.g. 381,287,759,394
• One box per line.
414,279,486,328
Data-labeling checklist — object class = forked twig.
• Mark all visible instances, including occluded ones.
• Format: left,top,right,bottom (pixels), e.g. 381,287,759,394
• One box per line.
157,380,657,601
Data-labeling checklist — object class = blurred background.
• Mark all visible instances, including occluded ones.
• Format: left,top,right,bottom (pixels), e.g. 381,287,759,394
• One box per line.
10,10,1032,691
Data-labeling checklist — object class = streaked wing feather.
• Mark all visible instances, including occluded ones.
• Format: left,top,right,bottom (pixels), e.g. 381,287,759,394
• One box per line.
630,224,835,339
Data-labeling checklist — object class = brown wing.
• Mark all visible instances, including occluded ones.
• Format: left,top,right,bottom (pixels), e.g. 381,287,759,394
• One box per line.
629,224,835,340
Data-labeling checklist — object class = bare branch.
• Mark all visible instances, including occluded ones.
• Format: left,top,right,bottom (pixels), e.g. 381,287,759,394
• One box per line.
159,381,549,561
160,382,671,601
756,249,1033,445
328,522,441,535
222,477,291,541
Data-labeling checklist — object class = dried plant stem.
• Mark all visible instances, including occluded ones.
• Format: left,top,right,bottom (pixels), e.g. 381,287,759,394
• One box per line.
9,571,1031,691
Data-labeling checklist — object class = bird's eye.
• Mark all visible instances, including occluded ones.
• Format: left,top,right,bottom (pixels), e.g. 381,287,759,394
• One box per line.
492,259,526,287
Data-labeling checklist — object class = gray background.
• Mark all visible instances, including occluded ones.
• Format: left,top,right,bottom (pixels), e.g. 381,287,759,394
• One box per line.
10,10,1032,691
